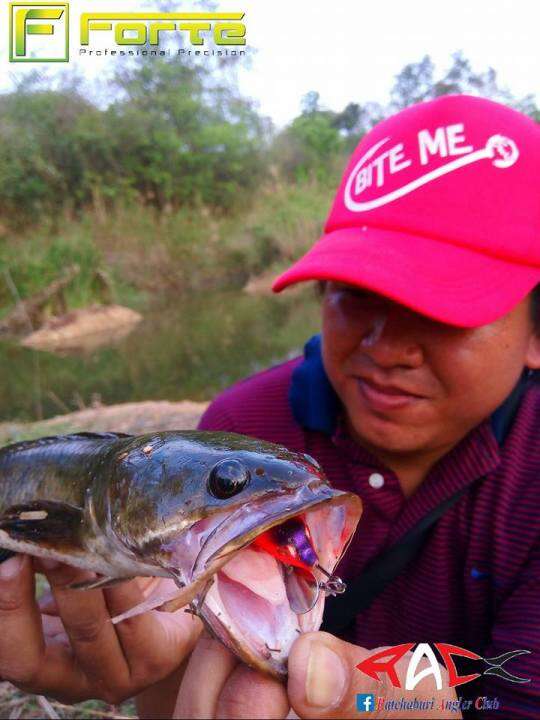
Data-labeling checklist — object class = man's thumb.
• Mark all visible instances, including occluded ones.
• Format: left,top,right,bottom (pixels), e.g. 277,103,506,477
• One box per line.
287,631,373,719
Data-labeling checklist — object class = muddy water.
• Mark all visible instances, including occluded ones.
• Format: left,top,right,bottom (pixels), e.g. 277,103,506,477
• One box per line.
0,289,320,422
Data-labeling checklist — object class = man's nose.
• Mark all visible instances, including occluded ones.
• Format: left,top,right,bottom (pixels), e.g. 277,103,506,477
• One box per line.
359,311,424,369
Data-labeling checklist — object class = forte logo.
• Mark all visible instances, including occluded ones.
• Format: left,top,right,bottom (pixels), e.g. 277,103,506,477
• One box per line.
8,3,246,62
356,643,531,691
9,2,69,62
79,11,245,48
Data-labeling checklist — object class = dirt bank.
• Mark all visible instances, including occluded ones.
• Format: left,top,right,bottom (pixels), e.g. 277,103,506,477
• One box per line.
0,399,209,445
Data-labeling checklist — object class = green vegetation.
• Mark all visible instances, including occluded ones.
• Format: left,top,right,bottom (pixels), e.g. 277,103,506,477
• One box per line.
0,60,267,226
0,51,538,313
0,178,334,315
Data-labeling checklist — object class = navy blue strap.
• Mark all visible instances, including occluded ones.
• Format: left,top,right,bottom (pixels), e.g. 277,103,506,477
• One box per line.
289,335,339,435
322,485,469,634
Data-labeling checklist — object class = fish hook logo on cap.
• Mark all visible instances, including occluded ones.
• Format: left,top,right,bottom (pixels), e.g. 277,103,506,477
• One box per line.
343,132,519,212
272,94,540,328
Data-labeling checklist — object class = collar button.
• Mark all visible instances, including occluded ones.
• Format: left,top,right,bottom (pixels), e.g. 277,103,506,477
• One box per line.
368,472,385,489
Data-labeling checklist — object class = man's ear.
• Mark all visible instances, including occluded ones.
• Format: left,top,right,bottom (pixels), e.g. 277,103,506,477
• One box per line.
525,332,540,369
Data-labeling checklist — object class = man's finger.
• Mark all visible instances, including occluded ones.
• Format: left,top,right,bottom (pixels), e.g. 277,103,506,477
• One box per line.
103,579,203,683
174,634,238,719
216,664,289,720
45,562,201,701
42,561,134,701
0,555,90,701
288,632,355,719
0,555,46,683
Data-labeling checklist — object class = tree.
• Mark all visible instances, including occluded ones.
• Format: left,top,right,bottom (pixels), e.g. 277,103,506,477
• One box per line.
107,58,268,211
274,93,343,183
0,52,270,226
389,51,540,120
390,55,436,110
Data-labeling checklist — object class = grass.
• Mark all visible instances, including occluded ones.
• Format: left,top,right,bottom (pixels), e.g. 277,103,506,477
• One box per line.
0,684,137,719
0,175,336,316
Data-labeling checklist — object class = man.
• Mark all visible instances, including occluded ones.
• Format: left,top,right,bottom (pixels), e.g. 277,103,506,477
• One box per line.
173,94,540,718
0,95,539,719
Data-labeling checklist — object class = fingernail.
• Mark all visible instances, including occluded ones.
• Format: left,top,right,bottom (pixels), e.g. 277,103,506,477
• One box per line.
305,641,347,708
0,555,24,579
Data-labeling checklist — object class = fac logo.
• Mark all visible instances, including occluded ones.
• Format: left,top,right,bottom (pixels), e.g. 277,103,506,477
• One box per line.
9,2,69,62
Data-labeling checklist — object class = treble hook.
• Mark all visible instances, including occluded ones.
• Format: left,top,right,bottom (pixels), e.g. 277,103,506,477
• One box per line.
316,563,347,596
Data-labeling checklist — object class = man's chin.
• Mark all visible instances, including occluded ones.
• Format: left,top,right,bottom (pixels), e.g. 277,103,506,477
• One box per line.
350,415,434,457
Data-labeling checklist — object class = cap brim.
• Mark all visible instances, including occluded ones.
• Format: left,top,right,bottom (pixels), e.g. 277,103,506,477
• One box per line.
272,227,540,327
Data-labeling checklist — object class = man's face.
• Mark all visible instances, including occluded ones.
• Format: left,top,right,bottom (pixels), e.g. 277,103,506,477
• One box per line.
321,282,540,457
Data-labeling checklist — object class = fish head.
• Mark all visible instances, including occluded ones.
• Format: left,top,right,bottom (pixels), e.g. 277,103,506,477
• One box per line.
107,431,327,544
106,431,362,676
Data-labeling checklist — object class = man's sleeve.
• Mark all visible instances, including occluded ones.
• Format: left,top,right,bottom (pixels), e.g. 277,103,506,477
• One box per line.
463,540,540,719
197,395,237,432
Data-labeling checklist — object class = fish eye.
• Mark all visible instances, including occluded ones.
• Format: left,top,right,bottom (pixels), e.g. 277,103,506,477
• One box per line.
208,459,250,499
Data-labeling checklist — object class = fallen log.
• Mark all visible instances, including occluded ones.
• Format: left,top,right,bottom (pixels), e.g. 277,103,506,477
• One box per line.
0,264,80,336
21,304,142,354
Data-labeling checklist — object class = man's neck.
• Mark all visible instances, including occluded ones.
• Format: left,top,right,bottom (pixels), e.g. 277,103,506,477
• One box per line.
378,452,444,498
345,418,454,499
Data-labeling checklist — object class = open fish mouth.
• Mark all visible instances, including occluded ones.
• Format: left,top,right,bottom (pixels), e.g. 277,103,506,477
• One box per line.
190,486,360,676
111,483,361,676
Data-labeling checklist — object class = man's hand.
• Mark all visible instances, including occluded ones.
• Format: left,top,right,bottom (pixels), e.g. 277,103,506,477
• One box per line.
174,633,289,719
0,554,202,705
174,631,461,719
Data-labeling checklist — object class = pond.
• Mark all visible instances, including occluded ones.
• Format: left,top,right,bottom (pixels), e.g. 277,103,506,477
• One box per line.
0,288,321,423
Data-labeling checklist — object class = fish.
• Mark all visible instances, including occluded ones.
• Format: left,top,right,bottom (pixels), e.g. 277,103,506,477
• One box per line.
0,430,362,677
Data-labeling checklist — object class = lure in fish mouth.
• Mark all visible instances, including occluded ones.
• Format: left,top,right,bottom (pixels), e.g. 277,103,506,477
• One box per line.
0,431,362,677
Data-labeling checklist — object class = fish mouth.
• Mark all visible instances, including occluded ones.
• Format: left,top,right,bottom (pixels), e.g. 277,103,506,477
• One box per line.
188,485,361,677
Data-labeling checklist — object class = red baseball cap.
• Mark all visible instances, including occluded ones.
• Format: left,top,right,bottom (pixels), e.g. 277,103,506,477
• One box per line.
272,95,540,327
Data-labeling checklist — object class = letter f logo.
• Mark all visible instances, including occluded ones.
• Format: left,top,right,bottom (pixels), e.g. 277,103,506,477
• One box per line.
10,3,69,62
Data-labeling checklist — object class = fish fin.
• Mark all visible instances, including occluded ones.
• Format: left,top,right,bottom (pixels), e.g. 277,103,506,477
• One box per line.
63,431,133,441
1,431,132,454
160,596,190,613
0,501,85,547
69,576,133,591
111,580,200,624
159,577,214,614
0,549,15,563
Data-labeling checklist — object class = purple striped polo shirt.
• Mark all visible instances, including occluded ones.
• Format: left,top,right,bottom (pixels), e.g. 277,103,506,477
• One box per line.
198,345,540,719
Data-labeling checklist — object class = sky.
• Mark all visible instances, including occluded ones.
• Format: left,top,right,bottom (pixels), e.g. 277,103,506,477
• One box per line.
2,0,539,126
232,0,540,125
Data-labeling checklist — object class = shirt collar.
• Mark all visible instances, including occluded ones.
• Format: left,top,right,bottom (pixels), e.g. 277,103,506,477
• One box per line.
289,333,531,446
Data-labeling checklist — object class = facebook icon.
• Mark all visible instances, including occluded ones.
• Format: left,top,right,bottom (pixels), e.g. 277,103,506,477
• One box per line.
356,693,375,712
